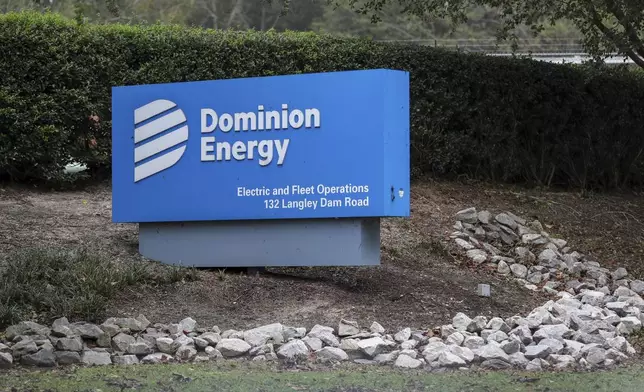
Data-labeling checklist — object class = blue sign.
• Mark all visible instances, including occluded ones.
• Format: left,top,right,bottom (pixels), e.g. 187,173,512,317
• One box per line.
112,69,410,223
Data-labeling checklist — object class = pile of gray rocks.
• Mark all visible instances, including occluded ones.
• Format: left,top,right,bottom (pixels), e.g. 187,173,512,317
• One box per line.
0,208,641,372
0,310,638,372
447,207,643,369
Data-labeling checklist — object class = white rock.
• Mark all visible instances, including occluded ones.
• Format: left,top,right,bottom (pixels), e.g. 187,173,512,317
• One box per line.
316,347,348,361
448,345,475,363
538,249,559,263
452,313,474,332
612,268,628,281
0,352,13,369
524,345,551,360
455,238,475,250
71,323,103,340
616,317,642,334
81,351,112,366
606,336,628,352
472,316,488,332
282,327,306,341
476,344,509,362
586,347,607,365
394,328,411,343
193,337,209,349
511,264,528,278
308,325,340,347
539,338,564,354
112,355,139,365
155,337,178,354
497,260,510,275
394,354,423,369
463,336,485,350
466,249,487,264
175,345,197,361
456,208,478,223
507,316,529,329
338,320,360,337
178,317,198,333
370,322,385,334
200,332,222,346
205,346,223,359
500,339,520,355
485,331,509,343
446,332,465,346
221,329,242,339
509,352,528,367
357,337,389,358
389,348,411,359
174,335,194,348
533,324,571,341
550,354,575,369
194,354,211,363
485,245,503,256
606,348,628,362
522,234,544,244
478,211,492,224
303,337,324,351
525,358,543,371
374,351,400,364
400,340,418,350
243,323,284,347
438,351,466,367
526,273,543,285
551,238,567,249
56,337,83,352
51,317,74,338
215,338,251,357
277,339,309,360
127,340,153,355
495,213,517,229
142,352,174,364
486,318,511,333
606,302,629,316
515,247,536,263
422,341,449,362
629,280,644,294
440,325,456,338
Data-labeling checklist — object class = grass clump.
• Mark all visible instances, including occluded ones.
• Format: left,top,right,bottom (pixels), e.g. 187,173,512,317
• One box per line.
0,246,198,329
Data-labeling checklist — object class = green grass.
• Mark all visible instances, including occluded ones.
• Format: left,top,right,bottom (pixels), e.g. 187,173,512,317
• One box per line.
2,362,644,392
0,246,199,329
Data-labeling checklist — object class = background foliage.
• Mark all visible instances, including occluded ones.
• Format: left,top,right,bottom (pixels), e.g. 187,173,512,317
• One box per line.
1,11,644,189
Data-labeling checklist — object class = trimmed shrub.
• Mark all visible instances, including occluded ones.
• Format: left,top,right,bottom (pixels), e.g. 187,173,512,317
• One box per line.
1,11,644,189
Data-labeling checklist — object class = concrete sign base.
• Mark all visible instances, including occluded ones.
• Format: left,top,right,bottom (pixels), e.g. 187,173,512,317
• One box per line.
139,218,380,267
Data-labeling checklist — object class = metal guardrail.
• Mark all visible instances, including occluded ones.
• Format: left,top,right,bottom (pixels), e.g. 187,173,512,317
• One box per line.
488,52,634,64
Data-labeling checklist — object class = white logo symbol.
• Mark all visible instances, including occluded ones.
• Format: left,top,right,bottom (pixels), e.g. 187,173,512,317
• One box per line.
133,99,188,182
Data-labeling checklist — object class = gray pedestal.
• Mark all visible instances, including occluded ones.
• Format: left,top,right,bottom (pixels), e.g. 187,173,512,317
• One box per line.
139,218,380,267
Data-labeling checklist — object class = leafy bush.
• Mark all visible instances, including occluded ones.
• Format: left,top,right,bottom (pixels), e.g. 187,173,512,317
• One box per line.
1,11,644,189
0,246,198,329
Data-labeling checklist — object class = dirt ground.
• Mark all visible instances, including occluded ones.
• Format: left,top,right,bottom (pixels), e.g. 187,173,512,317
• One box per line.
1,180,643,333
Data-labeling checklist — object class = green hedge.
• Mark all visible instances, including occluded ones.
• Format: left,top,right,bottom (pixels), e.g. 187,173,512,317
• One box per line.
2,11,644,189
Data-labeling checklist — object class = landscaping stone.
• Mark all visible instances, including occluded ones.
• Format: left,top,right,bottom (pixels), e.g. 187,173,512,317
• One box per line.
316,347,349,361
276,340,309,361
0,352,13,369
56,351,81,365
394,354,422,369
216,339,251,357
81,350,112,366
338,320,360,337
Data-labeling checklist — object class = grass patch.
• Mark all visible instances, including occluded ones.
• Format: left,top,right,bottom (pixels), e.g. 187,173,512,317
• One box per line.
0,246,198,329
3,362,644,392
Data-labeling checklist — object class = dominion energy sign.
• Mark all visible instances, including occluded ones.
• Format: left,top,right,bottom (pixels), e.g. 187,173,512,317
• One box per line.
111,69,410,267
